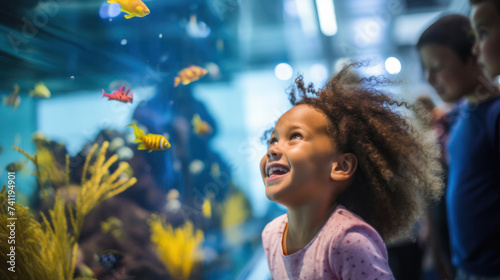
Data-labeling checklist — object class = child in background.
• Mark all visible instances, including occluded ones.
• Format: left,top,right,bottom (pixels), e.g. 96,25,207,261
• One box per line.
471,0,500,80
436,1,500,279
260,64,444,279
416,14,484,279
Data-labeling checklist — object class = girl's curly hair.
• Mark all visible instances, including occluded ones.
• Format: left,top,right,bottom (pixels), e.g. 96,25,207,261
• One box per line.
266,63,444,242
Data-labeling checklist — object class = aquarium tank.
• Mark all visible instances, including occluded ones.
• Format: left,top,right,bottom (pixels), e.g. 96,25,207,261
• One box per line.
0,0,467,279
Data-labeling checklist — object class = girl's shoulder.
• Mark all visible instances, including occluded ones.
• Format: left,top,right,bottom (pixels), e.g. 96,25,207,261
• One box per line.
330,205,378,231
326,206,385,246
262,214,287,240
327,206,392,278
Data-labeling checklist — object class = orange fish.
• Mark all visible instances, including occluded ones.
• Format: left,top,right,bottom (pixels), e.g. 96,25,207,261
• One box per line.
128,124,171,152
174,66,208,87
102,85,133,103
192,114,212,136
107,0,150,19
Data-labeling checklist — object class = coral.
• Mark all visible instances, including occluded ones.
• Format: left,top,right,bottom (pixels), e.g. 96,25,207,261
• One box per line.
149,214,204,280
70,141,137,239
13,145,48,199
0,185,85,280
1,141,136,279
13,145,68,194
37,146,67,188
0,186,53,279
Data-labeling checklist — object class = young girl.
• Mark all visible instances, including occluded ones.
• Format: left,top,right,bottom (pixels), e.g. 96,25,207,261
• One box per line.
261,64,443,279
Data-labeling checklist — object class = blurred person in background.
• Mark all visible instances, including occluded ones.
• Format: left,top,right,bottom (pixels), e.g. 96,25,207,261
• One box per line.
417,14,487,280
419,10,500,279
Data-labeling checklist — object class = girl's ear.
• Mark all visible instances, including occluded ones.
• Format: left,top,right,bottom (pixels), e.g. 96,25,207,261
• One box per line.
330,153,358,181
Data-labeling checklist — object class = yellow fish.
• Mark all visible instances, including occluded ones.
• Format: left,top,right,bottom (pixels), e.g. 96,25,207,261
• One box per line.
107,0,150,19
210,162,220,178
29,82,51,98
192,114,212,136
128,123,171,152
2,83,21,109
174,65,208,87
202,197,211,218
100,216,125,240
78,264,95,278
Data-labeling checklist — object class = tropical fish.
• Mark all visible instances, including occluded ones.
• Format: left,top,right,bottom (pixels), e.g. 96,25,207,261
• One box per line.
100,216,125,241
107,0,150,19
96,250,123,269
202,197,212,218
174,66,207,87
2,83,21,109
127,123,171,152
210,162,220,178
78,264,95,278
32,131,47,144
102,85,133,103
5,161,26,172
29,82,51,98
192,114,212,136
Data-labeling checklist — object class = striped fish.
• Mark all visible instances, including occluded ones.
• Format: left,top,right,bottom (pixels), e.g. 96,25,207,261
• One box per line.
127,124,171,152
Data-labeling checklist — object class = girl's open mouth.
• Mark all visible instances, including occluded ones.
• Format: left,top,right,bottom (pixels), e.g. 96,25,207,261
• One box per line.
266,164,290,181
267,173,289,181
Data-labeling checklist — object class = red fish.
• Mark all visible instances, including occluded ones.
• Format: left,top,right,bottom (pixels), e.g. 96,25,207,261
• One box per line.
102,85,133,103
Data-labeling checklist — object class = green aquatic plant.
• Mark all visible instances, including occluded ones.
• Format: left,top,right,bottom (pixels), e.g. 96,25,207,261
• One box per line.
1,141,136,279
149,214,204,280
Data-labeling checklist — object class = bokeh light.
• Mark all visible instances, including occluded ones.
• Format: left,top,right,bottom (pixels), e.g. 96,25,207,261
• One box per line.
385,57,401,75
99,3,121,19
274,63,293,80
310,63,328,83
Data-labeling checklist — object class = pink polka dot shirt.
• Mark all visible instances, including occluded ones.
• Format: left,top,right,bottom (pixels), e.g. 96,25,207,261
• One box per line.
262,205,394,280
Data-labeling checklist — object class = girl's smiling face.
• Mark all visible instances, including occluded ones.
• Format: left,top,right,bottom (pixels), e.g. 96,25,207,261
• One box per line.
260,104,345,208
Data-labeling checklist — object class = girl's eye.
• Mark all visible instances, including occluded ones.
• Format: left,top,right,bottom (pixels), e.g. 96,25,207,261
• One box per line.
291,133,303,140
269,137,278,145
429,64,442,73
476,28,488,40
479,30,487,39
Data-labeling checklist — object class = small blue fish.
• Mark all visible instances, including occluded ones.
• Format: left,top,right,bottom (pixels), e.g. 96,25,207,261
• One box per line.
97,250,123,269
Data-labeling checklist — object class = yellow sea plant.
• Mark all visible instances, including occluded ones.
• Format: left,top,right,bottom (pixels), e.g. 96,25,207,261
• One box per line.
149,214,204,280
13,145,51,200
1,141,137,279
69,142,137,238
218,190,252,246
0,185,84,280
36,146,67,188
219,191,251,230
